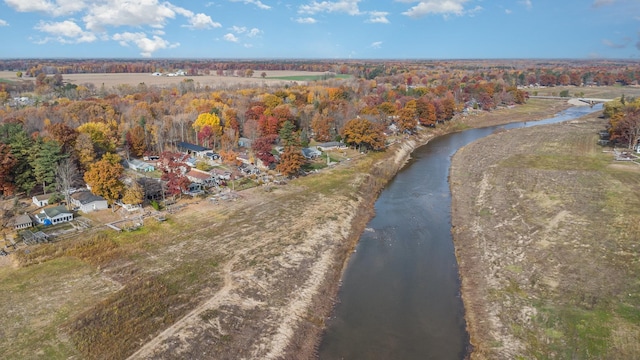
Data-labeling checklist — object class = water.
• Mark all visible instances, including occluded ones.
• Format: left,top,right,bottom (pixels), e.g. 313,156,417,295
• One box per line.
318,104,603,360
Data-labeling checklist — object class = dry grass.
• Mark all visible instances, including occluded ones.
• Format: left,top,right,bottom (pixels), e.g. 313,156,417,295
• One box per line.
451,113,640,359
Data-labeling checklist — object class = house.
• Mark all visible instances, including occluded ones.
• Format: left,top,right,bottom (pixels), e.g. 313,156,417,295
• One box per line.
186,169,216,186
70,191,109,213
302,147,322,159
138,178,164,201
13,214,34,230
316,142,347,152
35,206,73,225
176,142,209,157
32,194,51,207
210,168,232,181
127,159,155,172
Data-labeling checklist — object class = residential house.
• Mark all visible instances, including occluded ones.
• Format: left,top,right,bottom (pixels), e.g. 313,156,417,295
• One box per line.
186,169,216,187
32,194,51,207
316,142,347,152
302,147,322,159
127,159,155,172
35,206,73,225
177,142,209,157
13,214,34,230
70,191,109,213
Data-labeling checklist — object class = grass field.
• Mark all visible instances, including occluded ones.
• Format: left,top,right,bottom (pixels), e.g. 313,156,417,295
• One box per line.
451,112,640,359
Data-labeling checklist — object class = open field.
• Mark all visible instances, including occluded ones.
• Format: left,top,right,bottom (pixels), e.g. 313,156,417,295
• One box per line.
451,112,640,359
0,70,341,90
0,92,627,359
525,85,640,99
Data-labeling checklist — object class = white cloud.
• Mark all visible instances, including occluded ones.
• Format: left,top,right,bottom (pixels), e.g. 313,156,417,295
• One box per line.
520,0,532,10
223,33,239,42
4,0,86,16
112,31,178,57
83,0,177,31
505,9,512,14
247,28,262,37
0,19,8,26
370,41,382,49
231,25,248,33
299,0,362,16
35,20,97,43
186,13,221,29
228,0,271,10
295,17,317,24
401,0,471,18
367,11,390,23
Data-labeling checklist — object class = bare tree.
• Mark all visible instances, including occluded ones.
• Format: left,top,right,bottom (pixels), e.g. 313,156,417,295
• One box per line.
56,157,82,209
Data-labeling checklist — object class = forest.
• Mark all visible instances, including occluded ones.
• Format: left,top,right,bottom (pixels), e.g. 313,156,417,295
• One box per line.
1,58,639,206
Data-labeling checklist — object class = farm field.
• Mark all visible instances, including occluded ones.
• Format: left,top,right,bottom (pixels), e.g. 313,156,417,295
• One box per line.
0,70,342,89
451,111,640,359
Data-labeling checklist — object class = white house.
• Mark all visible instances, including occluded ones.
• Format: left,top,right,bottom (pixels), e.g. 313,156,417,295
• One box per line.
35,206,73,225
70,191,109,213
316,142,347,151
32,194,51,207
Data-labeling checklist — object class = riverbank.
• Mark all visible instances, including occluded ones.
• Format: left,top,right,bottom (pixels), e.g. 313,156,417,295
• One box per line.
450,110,640,358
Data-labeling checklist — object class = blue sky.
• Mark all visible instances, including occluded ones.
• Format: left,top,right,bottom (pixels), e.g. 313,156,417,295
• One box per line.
0,0,639,59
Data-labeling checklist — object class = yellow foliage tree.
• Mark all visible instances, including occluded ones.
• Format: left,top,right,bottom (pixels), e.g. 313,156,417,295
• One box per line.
84,153,124,205
192,112,221,133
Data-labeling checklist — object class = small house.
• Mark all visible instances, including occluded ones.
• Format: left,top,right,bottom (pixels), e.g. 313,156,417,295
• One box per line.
127,159,155,172
302,147,322,159
177,142,209,157
186,169,215,185
70,191,109,213
316,142,347,152
238,137,253,148
36,206,73,225
32,194,51,207
13,214,34,230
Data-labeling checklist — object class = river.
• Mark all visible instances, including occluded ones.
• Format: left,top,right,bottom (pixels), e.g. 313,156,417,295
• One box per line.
318,104,604,360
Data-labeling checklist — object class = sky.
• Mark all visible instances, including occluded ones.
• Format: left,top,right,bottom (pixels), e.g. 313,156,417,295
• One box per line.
0,0,639,59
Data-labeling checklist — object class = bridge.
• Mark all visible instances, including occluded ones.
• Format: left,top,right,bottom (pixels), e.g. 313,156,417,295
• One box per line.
528,95,613,106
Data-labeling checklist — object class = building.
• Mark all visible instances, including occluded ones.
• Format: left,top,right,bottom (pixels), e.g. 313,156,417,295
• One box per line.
32,194,51,207
35,206,73,225
127,159,156,172
70,191,109,213
302,147,322,159
13,214,34,230
316,142,347,151
177,142,209,157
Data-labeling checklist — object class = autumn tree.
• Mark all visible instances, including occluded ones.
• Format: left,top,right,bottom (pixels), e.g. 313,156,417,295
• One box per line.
342,118,385,152
84,152,125,205
311,111,335,142
122,181,144,206
252,135,278,167
398,100,417,133
0,143,17,196
45,122,78,153
158,151,191,196
276,146,305,178
126,125,147,157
